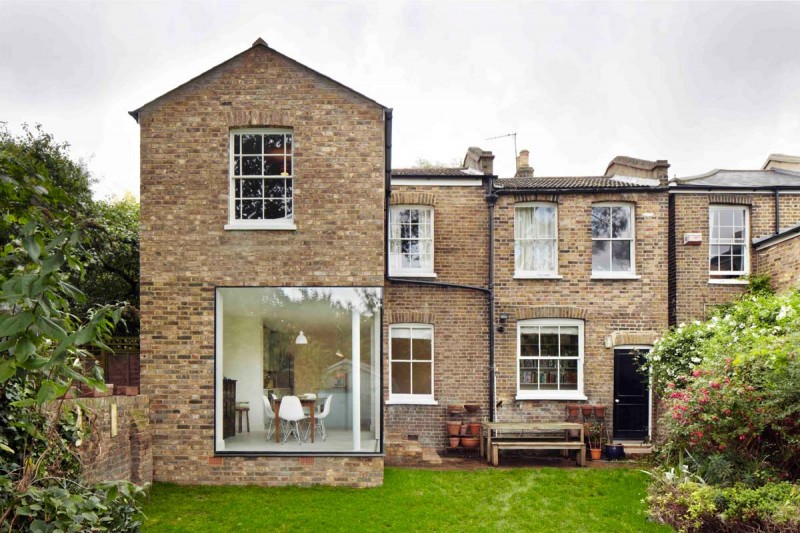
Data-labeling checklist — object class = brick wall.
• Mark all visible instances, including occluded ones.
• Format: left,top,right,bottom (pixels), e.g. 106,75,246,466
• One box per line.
493,191,669,434
72,396,152,486
138,44,386,486
384,184,490,460
671,193,800,323
756,236,800,293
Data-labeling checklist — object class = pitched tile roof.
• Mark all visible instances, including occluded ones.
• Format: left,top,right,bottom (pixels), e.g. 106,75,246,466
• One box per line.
493,175,662,190
605,156,670,173
671,169,800,188
392,168,486,177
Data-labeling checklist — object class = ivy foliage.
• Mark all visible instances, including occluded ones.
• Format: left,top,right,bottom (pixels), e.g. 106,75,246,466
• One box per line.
0,129,143,530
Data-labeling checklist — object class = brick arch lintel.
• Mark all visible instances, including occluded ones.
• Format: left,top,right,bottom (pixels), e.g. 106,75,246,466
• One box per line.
386,310,433,325
227,110,292,128
708,194,752,206
515,306,587,321
513,194,559,204
610,331,659,347
389,192,436,207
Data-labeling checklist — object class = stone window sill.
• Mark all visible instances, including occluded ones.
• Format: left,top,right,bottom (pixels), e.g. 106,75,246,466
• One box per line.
224,222,297,231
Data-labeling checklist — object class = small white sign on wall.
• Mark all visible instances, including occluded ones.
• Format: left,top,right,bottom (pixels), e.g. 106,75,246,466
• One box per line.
684,233,702,245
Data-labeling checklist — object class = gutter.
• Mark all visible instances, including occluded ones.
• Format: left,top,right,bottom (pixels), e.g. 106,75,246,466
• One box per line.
669,184,800,192
486,182,498,423
494,186,668,195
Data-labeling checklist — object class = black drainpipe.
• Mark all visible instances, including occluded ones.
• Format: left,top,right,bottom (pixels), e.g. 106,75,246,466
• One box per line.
774,188,780,234
384,109,393,280
486,181,498,422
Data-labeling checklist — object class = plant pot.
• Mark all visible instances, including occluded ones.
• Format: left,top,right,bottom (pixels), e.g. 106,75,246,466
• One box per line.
580,405,593,418
464,404,480,413
467,423,481,436
604,444,625,461
593,405,606,418
446,421,461,436
123,386,138,396
449,437,460,448
590,448,602,461
447,404,463,414
566,404,580,420
461,437,479,448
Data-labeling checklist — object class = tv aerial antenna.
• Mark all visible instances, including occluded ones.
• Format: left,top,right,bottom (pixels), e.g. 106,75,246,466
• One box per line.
485,132,518,168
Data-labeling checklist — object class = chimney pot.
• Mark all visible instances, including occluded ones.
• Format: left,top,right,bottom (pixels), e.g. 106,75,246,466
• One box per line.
515,150,534,178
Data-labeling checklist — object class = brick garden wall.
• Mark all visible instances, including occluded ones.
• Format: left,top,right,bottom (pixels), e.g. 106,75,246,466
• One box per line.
73,396,152,486
138,44,386,486
756,236,800,293
492,191,669,434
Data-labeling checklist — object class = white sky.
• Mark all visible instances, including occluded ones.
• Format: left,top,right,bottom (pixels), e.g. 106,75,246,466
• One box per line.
2,1,799,199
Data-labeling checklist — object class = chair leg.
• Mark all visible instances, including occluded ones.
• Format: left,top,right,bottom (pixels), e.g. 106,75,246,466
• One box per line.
320,419,327,441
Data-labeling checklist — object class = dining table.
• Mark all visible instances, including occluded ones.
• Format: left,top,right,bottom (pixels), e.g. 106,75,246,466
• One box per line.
272,397,319,443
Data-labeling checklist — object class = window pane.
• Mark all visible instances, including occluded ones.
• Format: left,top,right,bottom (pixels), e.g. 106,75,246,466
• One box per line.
721,208,734,226
242,178,262,198
540,327,559,356
533,240,556,272
520,366,536,390
264,156,284,176
265,179,285,198
241,134,261,154
611,240,631,272
515,208,534,239
560,359,578,390
264,134,285,154
285,155,292,176
402,253,420,268
592,240,610,272
234,199,241,219
286,199,293,219
612,206,631,238
233,135,241,155
539,358,558,389
242,156,262,176
411,362,432,394
731,254,744,272
235,178,242,198
535,206,556,238
412,336,432,361
391,333,411,359
264,199,285,219
234,157,240,176
391,363,411,394
241,200,263,219
591,207,611,238
520,332,539,356
719,224,734,240
732,208,744,228
560,327,579,357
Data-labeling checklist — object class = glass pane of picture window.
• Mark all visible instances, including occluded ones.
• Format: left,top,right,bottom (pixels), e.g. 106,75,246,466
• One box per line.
242,156,262,175
264,134,285,154
592,240,610,271
242,178,262,198
592,207,611,238
611,240,631,271
264,156,284,176
265,179,285,198
611,207,631,238
391,363,411,394
264,199,285,219
241,200,263,219
411,362,432,394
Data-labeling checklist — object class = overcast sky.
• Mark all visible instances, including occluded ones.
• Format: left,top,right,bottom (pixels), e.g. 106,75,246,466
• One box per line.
2,1,799,199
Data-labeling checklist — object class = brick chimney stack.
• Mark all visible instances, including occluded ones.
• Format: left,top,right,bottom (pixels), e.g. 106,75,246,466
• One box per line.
463,147,495,175
515,150,534,178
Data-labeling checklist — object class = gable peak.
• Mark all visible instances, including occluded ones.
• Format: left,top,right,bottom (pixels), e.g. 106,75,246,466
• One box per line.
252,37,268,48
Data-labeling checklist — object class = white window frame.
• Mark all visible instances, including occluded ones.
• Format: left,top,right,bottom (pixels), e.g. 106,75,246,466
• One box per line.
388,205,435,277
708,205,749,277
225,128,296,231
514,202,561,278
516,318,586,401
387,323,436,405
591,202,637,279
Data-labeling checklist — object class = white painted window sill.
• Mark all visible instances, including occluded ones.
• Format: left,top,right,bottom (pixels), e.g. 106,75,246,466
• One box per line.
708,278,749,285
514,273,564,280
591,274,641,280
516,393,588,401
224,222,297,231
385,399,438,406
389,272,437,279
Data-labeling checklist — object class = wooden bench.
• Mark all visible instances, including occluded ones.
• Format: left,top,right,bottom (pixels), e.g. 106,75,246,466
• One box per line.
490,440,585,467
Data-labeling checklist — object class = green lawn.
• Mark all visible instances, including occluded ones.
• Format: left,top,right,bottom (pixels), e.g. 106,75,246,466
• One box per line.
141,467,670,532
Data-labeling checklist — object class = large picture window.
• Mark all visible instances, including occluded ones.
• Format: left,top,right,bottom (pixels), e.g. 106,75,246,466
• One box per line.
517,319,585,400
389,206,434,276
215,287,382,454
228,129,294,229
515,203,558,276
389,324,434,404
709,205,749,276
592,203,635,276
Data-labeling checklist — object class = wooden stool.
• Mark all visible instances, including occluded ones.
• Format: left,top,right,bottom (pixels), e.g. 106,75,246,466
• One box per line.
235,405,250,433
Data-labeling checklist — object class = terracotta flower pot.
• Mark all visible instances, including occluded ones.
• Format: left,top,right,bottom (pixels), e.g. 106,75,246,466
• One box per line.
449,437,460,448
566,404,580,420
581,405,593,418
461,437,479,448
446,421,461,436
464,404,480,413
593,405,606,418
468,423,481,436
590,448,602,461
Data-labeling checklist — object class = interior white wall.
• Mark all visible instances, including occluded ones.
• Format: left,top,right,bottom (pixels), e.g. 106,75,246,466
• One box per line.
222,316,265,429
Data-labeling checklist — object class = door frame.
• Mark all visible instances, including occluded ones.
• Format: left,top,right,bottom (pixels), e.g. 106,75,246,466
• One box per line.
613,345,652,441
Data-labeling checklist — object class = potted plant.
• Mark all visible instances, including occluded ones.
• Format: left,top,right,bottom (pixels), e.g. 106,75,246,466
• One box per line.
565,404,580,421
446,421,461,447
580,404,593,418
586,420,604,460
604,442,625,460
593,404,606,418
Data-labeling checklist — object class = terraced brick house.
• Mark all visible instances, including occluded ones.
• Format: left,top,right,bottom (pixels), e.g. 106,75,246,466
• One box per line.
130,39,800,484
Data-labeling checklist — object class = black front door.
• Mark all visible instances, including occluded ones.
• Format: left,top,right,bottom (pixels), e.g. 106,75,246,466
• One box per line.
613,348,650,440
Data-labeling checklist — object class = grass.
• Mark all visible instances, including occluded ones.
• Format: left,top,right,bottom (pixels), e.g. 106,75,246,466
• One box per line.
141,467,671,532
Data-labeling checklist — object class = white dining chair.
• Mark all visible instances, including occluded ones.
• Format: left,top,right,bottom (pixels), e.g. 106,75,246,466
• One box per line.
308,395,333,442
262,395,275,440
278,396,307,445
